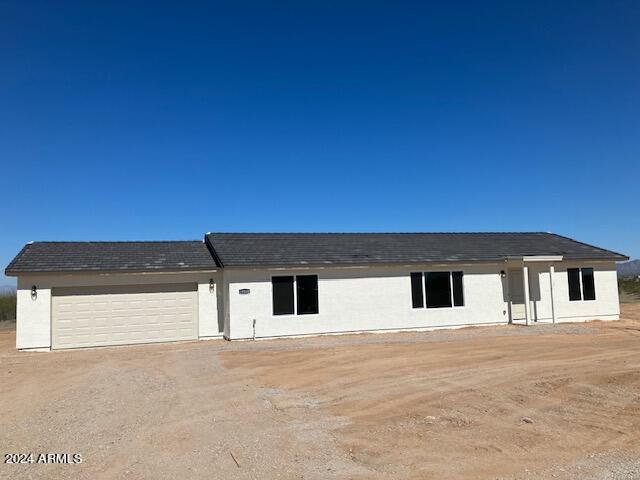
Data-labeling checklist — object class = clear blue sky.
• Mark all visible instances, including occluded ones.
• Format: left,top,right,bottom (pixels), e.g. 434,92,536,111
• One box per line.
1,1,638,285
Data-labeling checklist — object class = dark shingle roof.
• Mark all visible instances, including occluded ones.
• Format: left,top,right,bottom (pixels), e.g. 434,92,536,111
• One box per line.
5,233,627,275
205,232,628,267
5,241,218,275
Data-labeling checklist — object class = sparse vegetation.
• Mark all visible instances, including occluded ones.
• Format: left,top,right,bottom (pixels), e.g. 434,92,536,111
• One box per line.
0,291,16,321
619,278,640,303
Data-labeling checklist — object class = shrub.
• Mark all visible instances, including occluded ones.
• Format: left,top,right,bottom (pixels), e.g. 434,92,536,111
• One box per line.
619,278,640,301
0,291,16,321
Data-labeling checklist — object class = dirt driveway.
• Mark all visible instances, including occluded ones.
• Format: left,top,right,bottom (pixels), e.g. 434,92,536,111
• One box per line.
1,306,640,480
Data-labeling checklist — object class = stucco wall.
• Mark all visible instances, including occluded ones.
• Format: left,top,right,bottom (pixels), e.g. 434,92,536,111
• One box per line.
224,260,621,340
14,260,621,348
523,260,620,322
224,263,509,340
16,271,221,349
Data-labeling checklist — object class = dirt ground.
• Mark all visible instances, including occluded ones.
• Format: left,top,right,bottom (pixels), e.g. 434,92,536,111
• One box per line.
1,306,640,480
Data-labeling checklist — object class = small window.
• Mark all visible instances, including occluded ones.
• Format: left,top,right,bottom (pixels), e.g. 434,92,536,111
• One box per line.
410,272,424,308
567,267,596,301
272,276,294,315
581,268,596,301
426,272,452,308
297,275,319,315
452,271,464,307
567,268,582,301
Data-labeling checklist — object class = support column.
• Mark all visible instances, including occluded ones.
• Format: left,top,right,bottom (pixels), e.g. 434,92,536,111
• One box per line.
523,264,530,326
549,264,556,324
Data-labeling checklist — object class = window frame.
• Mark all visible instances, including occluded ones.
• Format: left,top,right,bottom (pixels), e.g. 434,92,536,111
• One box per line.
580,268,596,301
451,271,465,307
567,267,596,302
296,274,319,315
272,276,295,316
271,274,319,316
411,271,465,309
410,272,425,309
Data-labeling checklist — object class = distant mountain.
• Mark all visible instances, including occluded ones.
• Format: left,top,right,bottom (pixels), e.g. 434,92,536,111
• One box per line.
617,260,640,278
0,285,16,293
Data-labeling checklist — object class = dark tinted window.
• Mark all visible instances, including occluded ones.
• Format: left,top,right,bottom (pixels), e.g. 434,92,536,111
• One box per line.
272,276,294,315
296,275,319,315
567,268,582,301
581,268,596,301
426,272,452,308
410,272,424,308
452,271,464,306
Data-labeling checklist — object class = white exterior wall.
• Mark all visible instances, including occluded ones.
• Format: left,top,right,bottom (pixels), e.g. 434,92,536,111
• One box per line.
522,260,620,322
224,260,621,340
225,263,510,340
16,271,222,350
14,260,621,348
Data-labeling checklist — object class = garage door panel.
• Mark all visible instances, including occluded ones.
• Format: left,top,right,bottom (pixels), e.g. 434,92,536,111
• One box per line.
52,283,198,349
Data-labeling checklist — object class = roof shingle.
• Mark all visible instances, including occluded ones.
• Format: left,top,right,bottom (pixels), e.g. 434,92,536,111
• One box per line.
5,233,627,275
5,241,218,275
205,232,628,267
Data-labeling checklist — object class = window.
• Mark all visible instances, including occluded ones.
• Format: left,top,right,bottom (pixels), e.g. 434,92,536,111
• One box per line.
567,267,596,301
272,276,294,315
272,275,319,315
567,268,582,301
452,271,464,307
297,275,319,315
581,268,595,300
411,272,424,308
426,272,452,308
411,271,464,309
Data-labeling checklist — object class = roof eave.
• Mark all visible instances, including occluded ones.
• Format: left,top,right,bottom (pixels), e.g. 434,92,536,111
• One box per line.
218,254,629,269
4,266,219,276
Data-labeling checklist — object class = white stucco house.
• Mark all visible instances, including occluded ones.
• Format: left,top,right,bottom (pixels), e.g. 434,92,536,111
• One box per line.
5,232,628,350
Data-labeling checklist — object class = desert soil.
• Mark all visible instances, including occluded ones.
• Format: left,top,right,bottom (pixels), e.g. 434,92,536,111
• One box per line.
1,305,640,479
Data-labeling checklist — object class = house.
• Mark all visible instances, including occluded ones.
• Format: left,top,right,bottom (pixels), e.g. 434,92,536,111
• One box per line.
4,232,628,350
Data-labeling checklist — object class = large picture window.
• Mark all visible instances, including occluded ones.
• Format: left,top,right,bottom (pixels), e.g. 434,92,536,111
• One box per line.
272,275,319,315
567,267,596,301
411,271,464,309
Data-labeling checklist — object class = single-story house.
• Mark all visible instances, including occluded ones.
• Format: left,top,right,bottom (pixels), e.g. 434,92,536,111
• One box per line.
5,232,628,350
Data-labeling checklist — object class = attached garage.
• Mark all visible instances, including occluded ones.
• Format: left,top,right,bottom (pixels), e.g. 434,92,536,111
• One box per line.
52,283,198,349
5,241,221,350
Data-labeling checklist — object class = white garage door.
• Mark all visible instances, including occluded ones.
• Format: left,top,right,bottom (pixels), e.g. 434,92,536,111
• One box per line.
52,283,198,349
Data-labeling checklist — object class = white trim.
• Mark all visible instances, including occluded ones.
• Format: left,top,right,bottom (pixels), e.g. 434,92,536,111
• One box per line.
293,276,298,313
568,266,597,302
270,274,320,317
522,264,531,326
549,264,557,324
579,268,584,299
418,270,466,310
449,272,455,307
522,255,564,262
